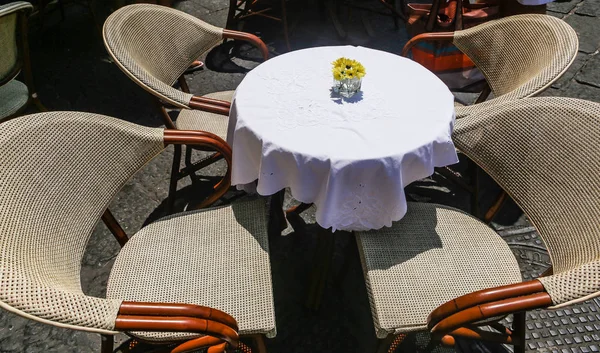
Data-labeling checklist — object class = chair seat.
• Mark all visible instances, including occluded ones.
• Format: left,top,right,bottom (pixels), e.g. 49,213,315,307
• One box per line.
0,79,28,120
175,90,235,139
356,202,522,338
106,199,276,342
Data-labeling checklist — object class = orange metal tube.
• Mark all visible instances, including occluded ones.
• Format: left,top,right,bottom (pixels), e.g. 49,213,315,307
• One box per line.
171,336,224,353
401,32,455,57
163,130,232,208
115,316,239,348
119,302,238,330
428,280,546,329
223,29,269,61
431,292,553,339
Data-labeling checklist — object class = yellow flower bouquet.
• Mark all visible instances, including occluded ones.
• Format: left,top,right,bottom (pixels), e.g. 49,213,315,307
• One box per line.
332,57,366,98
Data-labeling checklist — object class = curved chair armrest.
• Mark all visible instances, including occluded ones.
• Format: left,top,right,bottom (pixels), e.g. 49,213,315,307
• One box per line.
171,336,226,353
427,280,546,329
223,29,269,61
430,291,552,339
164,130,232,208
401,32,455,57
115,315,239,348
191,95,231,109
189,97,231,116
119,301,238,330
440,325,516,346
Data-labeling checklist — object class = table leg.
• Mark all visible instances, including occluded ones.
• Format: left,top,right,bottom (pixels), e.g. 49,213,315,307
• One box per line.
305,227,335,310
268,189,287,238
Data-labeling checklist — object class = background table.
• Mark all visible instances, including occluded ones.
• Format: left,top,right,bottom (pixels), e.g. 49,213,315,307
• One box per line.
228,45,457,231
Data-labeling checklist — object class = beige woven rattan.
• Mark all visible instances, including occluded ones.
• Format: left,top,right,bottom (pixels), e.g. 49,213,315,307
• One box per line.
0,2,22,80
0,1,33,121
106,199,276,342
0,112,164,333
453,97,600,308
453,14,578,118
103,4,224,109
0,79,28,118
0,112,277,342
356,202,522,338
175,90,235,139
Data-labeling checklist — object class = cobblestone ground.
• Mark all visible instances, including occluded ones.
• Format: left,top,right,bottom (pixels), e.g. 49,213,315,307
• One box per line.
1,0,599,352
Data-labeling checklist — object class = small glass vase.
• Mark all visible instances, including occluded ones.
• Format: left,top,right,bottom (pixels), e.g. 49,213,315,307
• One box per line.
333,77,362,98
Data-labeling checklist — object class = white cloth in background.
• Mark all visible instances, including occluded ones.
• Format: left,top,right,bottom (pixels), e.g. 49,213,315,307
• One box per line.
227,46,458,231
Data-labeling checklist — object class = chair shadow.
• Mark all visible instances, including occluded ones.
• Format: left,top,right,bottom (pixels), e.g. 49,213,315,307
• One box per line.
205,42,252,74
230,197,271,252
365,204,443,271
142,181,235,226
142,183,269,252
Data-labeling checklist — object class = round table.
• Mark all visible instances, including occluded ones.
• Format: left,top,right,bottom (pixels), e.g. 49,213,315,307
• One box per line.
227,45,458,231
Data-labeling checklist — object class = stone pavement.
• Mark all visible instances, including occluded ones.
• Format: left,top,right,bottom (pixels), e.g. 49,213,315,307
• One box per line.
0,0,599,352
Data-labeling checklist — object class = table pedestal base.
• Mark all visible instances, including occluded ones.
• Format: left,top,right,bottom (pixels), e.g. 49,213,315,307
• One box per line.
305,227,335,310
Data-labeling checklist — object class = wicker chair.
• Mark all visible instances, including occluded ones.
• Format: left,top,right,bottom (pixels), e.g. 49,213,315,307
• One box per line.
103,4,269,211
0,112,276,353
0,1,45,122
356,97,600,353
401,14,578,119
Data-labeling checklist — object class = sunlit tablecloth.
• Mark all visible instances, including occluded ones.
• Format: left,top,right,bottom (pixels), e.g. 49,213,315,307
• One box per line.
227,46,458,231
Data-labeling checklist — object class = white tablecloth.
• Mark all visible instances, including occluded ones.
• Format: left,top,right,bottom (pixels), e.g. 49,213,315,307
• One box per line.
227,46,458,231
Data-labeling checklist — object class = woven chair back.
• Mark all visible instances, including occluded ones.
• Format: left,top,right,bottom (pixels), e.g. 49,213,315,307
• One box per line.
103,4,223,108
0,2,32,84
0,112,164,332
453,97,600,277
453,14,578,100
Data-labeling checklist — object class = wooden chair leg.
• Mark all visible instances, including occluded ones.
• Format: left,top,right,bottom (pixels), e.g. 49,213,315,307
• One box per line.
157,104,176,129
226,0,238,30
177,75,190,94
31,94,47,112
100,334,114,353
484,190,508,224
375,334,397,353
167,144,182,214
184,146,202,185
251,334,267,353
286,202,312,215
513,312,527,353
470,161,480,219
280,0,291,51
57,0,66,20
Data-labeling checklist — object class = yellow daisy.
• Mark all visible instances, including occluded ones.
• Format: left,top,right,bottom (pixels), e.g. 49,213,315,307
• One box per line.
332,57,366,80
332,66,344,81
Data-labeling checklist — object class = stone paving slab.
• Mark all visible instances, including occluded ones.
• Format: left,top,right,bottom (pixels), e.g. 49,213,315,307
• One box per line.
576,54,600,88
575,0,600,17
2,0,600,352
547,10,565,18
543,81,600,101
548,0,583,14
552,52,590,89
564,14,600,54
